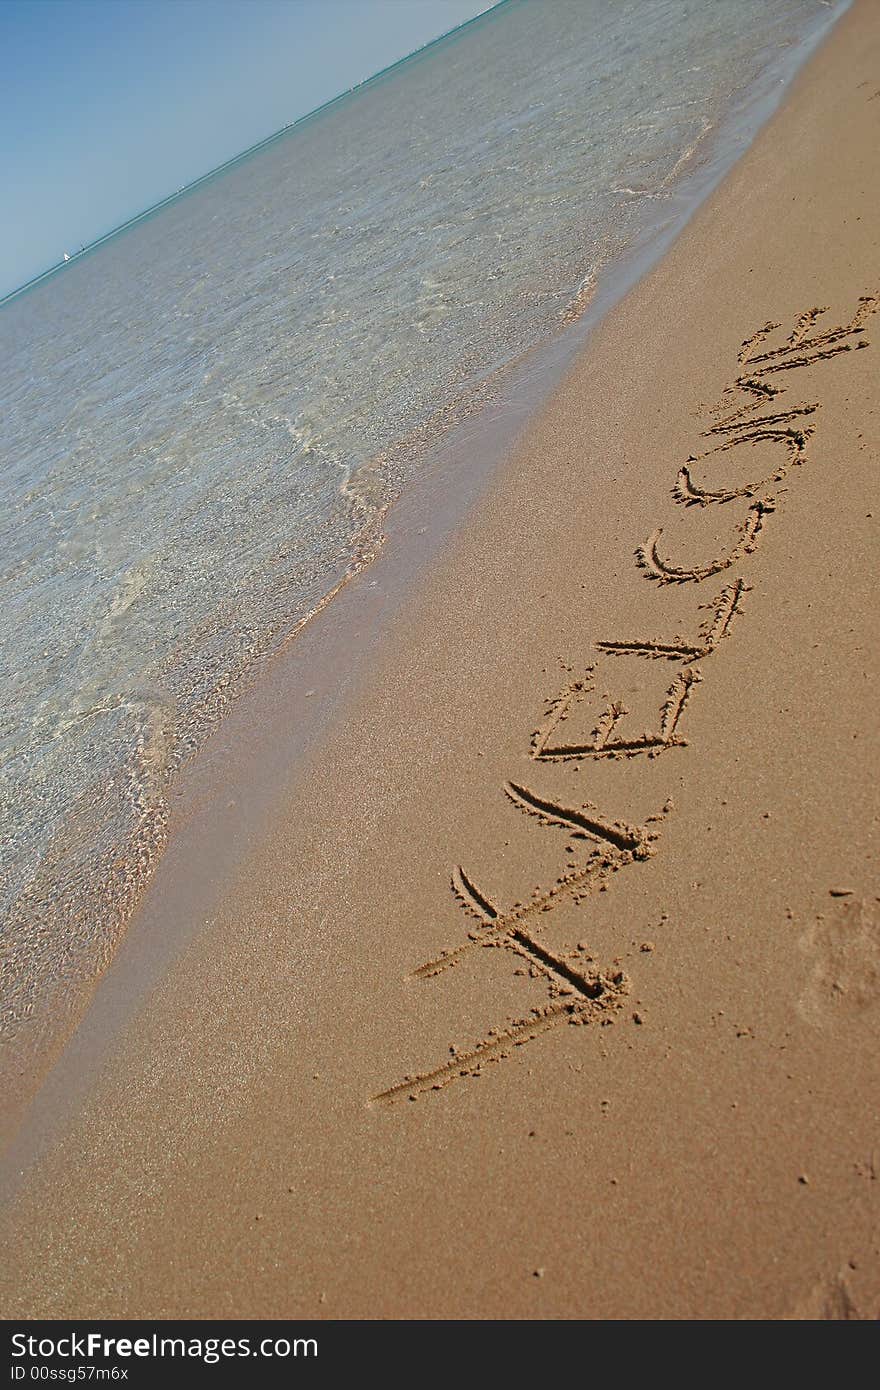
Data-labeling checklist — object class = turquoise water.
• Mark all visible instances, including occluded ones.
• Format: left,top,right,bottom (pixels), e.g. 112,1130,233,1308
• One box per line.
0,0,846,1038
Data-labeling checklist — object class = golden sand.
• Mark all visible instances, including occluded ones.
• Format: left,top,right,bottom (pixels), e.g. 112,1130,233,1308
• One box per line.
1,0,878,1320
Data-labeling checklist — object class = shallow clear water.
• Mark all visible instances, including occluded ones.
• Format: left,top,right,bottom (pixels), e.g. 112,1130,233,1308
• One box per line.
0,0,844,1031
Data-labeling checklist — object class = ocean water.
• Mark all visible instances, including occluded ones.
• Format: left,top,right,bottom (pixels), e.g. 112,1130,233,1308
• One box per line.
0,0,846,1038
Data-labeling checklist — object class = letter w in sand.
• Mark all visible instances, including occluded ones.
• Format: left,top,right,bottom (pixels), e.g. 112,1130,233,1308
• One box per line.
373,785,666,1105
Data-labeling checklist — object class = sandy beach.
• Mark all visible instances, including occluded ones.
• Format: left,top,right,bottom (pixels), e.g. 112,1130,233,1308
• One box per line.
2,0,878,1320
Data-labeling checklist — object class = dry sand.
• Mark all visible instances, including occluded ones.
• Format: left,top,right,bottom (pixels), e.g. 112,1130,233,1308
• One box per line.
1,0,879,1320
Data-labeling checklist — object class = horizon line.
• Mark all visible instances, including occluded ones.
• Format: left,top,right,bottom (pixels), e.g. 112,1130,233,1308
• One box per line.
0,0,508,309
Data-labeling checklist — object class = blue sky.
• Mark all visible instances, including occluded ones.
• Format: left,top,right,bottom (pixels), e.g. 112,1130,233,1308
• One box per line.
0,0,496,297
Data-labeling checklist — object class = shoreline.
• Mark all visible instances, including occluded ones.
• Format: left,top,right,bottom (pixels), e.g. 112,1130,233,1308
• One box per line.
2,0,879,1318
0,0,851,1142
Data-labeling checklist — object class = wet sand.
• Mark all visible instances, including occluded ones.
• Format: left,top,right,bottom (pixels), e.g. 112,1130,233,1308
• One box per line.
1,0,879,1320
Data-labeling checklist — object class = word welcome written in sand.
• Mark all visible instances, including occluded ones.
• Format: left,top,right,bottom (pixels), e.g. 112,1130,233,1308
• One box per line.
375,292,878,1105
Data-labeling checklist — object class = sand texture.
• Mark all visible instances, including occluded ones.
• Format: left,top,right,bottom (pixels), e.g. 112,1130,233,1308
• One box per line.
1,0,879,1321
